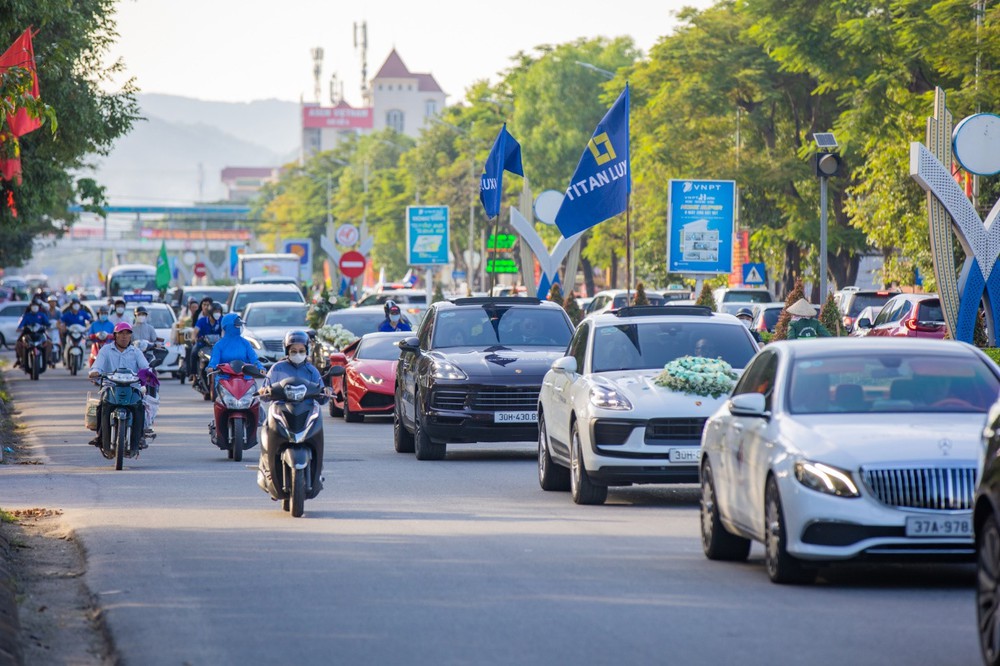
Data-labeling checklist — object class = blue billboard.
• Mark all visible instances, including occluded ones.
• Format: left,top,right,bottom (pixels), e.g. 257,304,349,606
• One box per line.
406,206,450,266
667,180,736,274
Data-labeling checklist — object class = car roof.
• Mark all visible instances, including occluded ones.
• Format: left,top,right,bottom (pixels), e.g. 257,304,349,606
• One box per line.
587,306,744,326
769,337,975,358
243,301,308,309
232,283,302,292
431,297,559,310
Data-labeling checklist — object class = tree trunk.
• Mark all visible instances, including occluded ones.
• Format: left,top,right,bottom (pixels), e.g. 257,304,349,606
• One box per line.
609,250,618,290
581,255,596,298
781,243,801,300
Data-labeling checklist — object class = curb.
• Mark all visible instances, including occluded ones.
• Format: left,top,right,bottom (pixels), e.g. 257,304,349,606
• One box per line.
0,523,22,666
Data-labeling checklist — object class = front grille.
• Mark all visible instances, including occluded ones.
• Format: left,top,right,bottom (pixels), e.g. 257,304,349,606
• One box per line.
263,339,284,353
862,466,976,510
593,421,635,446
473,387,539,411
431,390,467,410
644,418,707,444
360,392,394,409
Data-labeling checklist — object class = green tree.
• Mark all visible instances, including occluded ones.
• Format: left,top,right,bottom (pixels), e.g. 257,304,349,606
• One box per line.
695,282,715,310
819,291,843,337
547,282,563,303
633,282,649,306
0,4,138,266
563,290,584,326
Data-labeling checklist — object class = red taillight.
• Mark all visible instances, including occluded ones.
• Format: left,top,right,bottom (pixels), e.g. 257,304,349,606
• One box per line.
905,316,941,333
843,316,854,328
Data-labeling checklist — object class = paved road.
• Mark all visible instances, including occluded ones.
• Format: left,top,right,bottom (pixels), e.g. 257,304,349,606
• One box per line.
0,361,982,665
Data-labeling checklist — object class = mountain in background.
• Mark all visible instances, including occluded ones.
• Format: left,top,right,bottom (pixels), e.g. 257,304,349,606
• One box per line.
86,94,301,205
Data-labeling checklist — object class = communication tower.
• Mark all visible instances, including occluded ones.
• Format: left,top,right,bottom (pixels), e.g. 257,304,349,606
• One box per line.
310,47,324,104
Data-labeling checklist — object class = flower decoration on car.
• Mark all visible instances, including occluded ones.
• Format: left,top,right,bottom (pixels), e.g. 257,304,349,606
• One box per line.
316,324,359,350
653,355,739,398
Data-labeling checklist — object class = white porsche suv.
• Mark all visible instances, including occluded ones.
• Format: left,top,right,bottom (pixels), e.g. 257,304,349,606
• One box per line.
537,306,759,504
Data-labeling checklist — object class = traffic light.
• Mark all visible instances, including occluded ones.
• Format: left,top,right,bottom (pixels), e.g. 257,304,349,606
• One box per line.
814,151,843,178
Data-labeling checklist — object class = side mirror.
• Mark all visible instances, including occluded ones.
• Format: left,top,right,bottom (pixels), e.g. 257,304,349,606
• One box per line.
306,329,317,340
728,393,768,418
328,352,347,365
856,317,872,329
398,336,420,353
551,356,578,374
325,365,346,378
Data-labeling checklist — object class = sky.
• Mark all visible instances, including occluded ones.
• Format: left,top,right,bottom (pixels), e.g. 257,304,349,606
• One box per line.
105,0,714,105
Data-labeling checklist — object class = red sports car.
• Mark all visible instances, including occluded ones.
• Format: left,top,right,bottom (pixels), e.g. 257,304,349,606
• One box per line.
327,331,409,422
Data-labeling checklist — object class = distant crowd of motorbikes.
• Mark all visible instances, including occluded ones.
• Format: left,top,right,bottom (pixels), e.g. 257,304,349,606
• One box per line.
12,295,342,518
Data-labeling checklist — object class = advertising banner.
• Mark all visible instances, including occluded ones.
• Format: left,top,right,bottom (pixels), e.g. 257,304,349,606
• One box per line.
406,206,450,266
667,179,736,274
302,105,374,130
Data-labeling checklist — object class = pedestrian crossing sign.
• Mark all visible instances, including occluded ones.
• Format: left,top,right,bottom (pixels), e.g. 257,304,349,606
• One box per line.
743,263,766,285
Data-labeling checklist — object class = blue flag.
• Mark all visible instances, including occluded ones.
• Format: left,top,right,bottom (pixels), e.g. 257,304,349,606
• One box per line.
554,85,630,238
479,123,523,220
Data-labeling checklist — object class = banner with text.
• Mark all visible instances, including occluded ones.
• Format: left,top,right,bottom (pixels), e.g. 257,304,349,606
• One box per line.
667,179,736,275
406,206,450,266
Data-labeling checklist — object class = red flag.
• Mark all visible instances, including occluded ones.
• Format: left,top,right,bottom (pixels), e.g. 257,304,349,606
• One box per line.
0,28,41,137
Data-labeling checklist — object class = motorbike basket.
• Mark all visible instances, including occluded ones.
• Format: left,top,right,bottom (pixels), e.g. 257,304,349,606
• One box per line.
84,392,100,431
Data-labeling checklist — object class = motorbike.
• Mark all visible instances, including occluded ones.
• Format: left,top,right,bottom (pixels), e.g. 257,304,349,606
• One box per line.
88,330,112,367
178,327,196,384
134,338,168,370
209,360,263,462
47,322,61,369
92,354,162,470
257,367,343,517
192,334,219,401
20,323,49,381
64,324,87,376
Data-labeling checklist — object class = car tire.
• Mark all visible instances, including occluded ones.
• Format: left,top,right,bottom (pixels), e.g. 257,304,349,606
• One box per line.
700,461,750,561
344,396,363,423
393,392,415,454
329,396,344,418
978,512,1000,666
569,422,607,505
414,394,446,461
764,476,815,584
537,412,569,491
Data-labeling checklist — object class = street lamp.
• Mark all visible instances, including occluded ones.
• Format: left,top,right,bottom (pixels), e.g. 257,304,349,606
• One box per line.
574,60,615,79
812,132,843,302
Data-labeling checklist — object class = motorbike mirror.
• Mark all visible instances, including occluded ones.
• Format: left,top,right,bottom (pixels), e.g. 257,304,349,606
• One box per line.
244,365,265,378
326,365,346,378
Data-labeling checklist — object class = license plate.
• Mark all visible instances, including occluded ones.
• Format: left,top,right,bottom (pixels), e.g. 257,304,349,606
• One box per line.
668,447,701,464
904,514,973,538
495,411,537,424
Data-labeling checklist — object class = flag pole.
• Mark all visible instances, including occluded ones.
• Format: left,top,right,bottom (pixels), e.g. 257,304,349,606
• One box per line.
625,193,632,304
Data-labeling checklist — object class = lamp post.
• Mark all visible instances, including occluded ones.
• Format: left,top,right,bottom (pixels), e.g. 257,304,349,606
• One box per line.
812,133,843,302
574,61,616,79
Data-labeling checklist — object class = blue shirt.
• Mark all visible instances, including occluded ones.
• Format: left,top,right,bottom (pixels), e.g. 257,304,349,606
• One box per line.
61,309,93,328
377,318,412,333
195,315,222,341
263,359,328,404
88,319,115,336
17,311,50,330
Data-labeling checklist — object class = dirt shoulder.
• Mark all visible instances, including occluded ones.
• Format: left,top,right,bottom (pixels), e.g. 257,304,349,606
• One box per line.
0,372,116,665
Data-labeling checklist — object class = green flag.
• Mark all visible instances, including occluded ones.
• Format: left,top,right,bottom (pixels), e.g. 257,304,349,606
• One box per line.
155,241,171,291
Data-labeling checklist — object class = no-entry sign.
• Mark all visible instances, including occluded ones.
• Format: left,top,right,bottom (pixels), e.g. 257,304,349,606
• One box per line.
339,251,366,279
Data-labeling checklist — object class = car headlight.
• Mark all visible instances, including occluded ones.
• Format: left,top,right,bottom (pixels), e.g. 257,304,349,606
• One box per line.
432,361,467,380
359,372,383,385
589,385,633,410
247,337,262,350
794,461,860,498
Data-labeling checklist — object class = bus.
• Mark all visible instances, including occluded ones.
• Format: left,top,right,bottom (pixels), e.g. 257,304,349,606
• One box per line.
106,264,158,299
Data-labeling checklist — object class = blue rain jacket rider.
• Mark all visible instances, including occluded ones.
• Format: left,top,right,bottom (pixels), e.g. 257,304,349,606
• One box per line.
207,313,263,378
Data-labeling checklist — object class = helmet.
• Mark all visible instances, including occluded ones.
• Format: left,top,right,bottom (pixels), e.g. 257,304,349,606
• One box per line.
97,305,109,315
187,296,198,305
735,307,754,319
70,296,81,304
113,321,133,334
47,295,57,303
283,330,310,356
114,298,126,306
135,306,148,315
384,299,400,317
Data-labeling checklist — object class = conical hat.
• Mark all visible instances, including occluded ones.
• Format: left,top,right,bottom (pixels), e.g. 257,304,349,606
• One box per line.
786,298,817,317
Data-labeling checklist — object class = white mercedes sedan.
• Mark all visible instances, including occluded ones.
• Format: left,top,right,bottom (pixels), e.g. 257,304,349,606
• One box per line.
537,306,758,505
700,338,1000,584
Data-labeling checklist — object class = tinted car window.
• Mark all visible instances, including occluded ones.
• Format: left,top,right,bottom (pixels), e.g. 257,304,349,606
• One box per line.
917,299,944,322
324,310,387,337
723,291,772,303
567,322,590,370
125,305,174,329
357,293,427,306
892,300,912,322
0,304,27,317
612,294,666,308
432,307,572,348
874,300,897,325
356,336,405,361
591,321,756,373
232,290,305,313
244,306,308,327
846,293,894,317
788,353,1000,414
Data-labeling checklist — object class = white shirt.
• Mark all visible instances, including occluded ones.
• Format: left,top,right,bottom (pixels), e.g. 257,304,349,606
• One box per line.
90,343,150,377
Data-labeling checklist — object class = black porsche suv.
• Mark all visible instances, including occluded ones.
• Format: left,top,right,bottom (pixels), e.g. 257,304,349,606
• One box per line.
393,297,574,460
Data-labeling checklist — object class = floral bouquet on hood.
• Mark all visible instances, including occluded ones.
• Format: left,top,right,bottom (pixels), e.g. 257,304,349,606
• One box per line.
653,355,739,398
316,324,359,350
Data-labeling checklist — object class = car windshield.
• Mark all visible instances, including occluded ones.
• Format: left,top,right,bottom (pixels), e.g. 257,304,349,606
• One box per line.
324,311,387,337
432,307,572,348
847,293,894,317
723,291,771,303
125,307,174,328
762,307,782,331
233,290,304,312
591,321,756,372
244,306,307,327
612,294,666,308
356,336,404,361
358,293,426,306
787,353,1000,414
109,273,156,294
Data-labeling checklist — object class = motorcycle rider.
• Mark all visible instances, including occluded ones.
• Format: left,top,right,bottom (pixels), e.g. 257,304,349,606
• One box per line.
192,300,223,383
14,298,52,368
735,307,763,344
60,297,93,341
109,298,130,326
258,331,330,495
88,305,114,338
87,322,154,448
207,312,264,447
131,306,159,347
377,300,412,333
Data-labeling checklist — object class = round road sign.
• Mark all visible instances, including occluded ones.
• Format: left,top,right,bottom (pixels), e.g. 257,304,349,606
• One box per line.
193,262,207,278
339,251,366,279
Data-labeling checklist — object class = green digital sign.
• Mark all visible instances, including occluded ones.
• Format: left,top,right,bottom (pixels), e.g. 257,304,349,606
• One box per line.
487,234,517,250
486,259,518,274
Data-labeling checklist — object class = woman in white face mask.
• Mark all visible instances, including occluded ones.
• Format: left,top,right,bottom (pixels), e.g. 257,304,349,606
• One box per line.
735,306,763,344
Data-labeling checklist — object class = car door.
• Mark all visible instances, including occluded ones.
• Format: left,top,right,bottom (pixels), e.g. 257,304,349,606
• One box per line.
888,300,912,336
544,322,589,461
397,309,432,428
725,350,778,532
868,298,900,337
